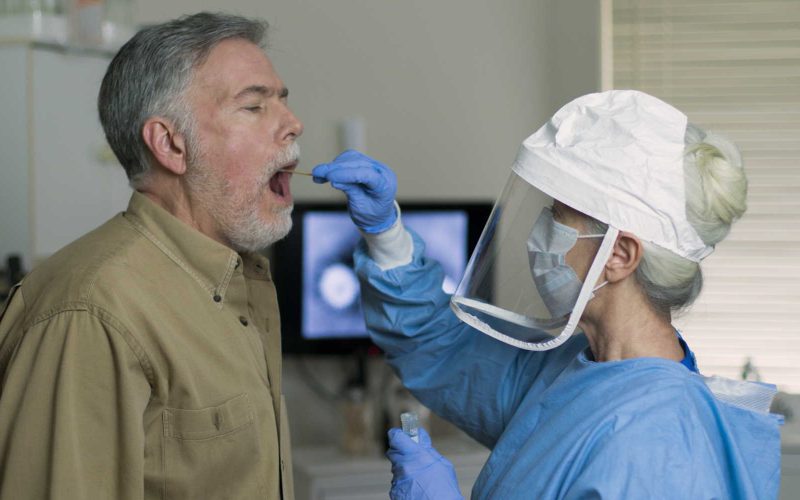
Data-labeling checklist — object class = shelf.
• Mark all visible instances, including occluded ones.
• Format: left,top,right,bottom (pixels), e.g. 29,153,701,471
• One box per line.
0,13,133,54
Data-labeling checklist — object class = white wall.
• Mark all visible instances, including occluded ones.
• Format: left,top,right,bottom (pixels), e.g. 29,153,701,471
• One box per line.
133,0,603,447
136,0,562,203
545,0,603,113
0,48,30,272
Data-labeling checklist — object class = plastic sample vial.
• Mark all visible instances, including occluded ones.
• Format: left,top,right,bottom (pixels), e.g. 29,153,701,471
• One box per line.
400,411,419,443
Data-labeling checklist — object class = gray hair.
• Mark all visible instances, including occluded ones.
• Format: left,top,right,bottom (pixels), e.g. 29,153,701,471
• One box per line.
589,123,748,316
98,12,269,187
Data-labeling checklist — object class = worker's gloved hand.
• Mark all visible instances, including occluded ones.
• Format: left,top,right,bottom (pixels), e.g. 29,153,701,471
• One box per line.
312,150,398,233
386,427,464,500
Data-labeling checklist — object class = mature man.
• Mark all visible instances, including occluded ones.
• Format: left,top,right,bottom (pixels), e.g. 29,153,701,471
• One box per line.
0,12,302,499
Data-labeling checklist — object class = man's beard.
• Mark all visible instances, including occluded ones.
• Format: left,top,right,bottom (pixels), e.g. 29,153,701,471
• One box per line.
185,142,299,253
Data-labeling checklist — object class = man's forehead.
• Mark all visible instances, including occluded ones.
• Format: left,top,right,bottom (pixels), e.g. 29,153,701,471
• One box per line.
193,38,283,98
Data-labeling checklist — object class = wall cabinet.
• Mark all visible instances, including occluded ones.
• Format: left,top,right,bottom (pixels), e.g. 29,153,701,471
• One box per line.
0,41,130,271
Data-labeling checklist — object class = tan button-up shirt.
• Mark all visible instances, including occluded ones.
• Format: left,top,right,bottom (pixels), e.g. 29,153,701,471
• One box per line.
0,192,293,500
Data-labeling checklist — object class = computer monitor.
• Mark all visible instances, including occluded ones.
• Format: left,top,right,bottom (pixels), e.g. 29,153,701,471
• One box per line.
272,201,492,354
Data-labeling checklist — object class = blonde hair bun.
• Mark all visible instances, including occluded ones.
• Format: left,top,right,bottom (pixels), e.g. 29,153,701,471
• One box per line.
683,124,748,247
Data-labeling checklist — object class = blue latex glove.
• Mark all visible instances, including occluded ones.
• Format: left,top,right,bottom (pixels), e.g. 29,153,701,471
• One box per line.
312,150,398,233
386,427,464,500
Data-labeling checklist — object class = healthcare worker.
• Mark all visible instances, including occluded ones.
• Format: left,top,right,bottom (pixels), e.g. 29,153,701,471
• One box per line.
312,90,782,499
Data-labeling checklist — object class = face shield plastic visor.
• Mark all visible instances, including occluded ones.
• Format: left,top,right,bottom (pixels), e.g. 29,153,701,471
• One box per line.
451,171,619,351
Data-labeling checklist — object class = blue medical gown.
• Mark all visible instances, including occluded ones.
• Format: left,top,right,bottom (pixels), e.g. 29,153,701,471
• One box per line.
354,233,782,499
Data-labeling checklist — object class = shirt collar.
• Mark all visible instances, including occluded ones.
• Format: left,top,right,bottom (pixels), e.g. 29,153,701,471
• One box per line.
122,191,270,303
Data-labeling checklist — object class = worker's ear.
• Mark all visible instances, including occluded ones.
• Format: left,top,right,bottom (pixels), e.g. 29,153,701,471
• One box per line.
604,231,643,283
141,117,188,176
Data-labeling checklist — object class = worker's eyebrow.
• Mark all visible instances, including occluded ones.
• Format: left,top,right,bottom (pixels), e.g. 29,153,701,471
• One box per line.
233,85,289,100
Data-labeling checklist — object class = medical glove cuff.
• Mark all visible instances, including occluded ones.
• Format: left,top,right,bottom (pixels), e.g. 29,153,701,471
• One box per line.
359,202,399,234
362,202,413,270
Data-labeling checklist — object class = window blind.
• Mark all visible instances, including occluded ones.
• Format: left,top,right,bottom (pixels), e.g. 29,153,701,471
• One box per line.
612,0,800,391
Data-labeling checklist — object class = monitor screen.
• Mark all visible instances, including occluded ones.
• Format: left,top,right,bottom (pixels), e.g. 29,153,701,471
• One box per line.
301,211,467,340
272,202,492,354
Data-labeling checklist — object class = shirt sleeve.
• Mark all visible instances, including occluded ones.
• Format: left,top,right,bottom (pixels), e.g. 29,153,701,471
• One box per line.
354,229,583,448
0,307,152,500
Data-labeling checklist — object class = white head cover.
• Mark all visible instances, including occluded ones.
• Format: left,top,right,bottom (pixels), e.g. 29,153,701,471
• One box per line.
512,90,712,262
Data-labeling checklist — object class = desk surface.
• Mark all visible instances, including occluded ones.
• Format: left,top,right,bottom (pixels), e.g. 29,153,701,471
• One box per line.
292,440,490,500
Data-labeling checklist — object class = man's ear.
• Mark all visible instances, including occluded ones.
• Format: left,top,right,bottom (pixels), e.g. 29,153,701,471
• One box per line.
141,117,188,176
605,231,643,283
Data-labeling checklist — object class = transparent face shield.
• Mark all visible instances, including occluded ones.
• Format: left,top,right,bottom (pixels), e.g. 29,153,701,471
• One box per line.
451,171,619,351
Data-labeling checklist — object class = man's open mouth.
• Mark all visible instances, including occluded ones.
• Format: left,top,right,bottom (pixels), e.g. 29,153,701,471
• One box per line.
268,161,297,201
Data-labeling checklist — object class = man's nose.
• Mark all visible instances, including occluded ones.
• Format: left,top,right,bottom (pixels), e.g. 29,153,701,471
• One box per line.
284,107,303,142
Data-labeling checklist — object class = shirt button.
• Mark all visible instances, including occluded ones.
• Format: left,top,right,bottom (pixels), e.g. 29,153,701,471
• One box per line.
213,294,222,302
239,316,249,326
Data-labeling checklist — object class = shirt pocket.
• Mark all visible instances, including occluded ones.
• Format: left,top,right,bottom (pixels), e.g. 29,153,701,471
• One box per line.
162,393,266,499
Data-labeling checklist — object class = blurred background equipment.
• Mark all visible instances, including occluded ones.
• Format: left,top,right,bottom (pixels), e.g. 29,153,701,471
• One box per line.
0,254,25,302
272,201,492,355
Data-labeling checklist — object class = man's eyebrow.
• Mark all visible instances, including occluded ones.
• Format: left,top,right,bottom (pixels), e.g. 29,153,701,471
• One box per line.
233,85,289,100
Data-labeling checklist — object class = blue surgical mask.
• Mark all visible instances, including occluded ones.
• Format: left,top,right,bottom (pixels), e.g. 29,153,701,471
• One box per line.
527,207,605,319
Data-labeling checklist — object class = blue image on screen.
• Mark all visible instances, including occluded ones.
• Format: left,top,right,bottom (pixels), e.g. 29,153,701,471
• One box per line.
301,211,468,340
